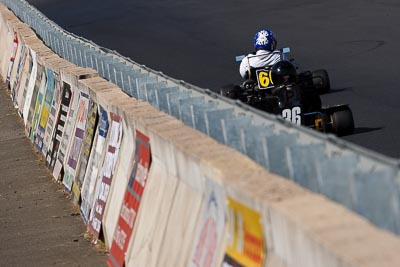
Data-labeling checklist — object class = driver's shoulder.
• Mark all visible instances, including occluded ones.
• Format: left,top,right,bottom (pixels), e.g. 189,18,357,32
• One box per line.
243,52,256,59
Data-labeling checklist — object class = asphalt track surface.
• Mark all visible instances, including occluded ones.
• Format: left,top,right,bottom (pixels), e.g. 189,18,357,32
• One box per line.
0,85,107,266
26,0,400,158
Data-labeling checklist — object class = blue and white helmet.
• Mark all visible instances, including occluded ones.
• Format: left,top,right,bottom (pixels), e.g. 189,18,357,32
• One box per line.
254,29,277,51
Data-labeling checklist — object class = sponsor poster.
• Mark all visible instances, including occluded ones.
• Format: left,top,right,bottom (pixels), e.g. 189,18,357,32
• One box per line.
35,69,55,152
25,64,43,137
189,180,226,267
11,42,27,107
72,100,98,204
16,48,32,116
42,75,61,157
30,67,47,142
6,32,18,88
53,83,77,180
107,130,151,267
222,197,265,267
62,92,90,192
23,49,38,125
88,112,123,238
46,82,72,175
80,106,109,223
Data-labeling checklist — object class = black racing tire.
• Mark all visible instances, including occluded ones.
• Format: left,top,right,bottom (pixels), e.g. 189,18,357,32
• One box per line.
312,69,330,95
220,84,241,99
332,109,355,136
220,85,234,98
220,87,231,97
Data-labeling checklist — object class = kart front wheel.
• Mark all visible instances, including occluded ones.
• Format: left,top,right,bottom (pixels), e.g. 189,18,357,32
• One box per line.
220,87,231,97
331,109,354,136
312,69,330,95
220,84,240,99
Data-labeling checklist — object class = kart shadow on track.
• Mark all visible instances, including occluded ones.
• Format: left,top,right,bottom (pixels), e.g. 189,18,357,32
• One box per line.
220,48,355,136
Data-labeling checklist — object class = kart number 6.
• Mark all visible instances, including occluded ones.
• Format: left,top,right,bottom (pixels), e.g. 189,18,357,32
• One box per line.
256,69,273,89
282,107,301,125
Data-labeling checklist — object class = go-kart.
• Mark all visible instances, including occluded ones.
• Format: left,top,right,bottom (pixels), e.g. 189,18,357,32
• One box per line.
220,48,354,136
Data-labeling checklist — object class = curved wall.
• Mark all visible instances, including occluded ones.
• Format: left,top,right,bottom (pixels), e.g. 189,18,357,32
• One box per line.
0,3,400,267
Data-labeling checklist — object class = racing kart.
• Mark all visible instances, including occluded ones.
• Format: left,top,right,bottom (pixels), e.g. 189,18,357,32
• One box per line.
220,48,355,136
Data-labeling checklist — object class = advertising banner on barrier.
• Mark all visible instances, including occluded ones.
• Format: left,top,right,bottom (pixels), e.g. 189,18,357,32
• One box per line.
16,46,31,116
72,100,98,204
22,48,37,125
35,68,55,152
11,41,27,107
6,31,18,88
30,66,47,142
107,130,151,267
88,112,123,238
222,197,265,267
8,32,23,99
53,82,78,180
25,63,43,137
42,73,61,157
189,180,226,267
62,91,90,192
46,82,72,174
81,105,108,223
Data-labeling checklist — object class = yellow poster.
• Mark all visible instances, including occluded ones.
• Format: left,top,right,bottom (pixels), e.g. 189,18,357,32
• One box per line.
223,197,265,267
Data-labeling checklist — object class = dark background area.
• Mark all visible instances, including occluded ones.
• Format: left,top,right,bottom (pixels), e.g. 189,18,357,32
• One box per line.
27,0,400,158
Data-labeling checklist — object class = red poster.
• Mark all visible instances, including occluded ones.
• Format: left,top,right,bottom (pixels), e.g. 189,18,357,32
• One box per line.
107,130,151,267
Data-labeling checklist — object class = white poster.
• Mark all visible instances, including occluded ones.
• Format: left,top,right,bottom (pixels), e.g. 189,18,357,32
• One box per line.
23,49,37,125
88,112,123,238
80,105,109,223
62,92,90,192
189,179,226,267
52,83,77,180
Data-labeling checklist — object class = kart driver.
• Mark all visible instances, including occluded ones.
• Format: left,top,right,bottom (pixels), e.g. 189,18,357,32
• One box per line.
239,29,282,79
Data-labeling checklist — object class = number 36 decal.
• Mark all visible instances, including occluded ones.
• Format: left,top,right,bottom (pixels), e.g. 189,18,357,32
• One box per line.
282,107,301,125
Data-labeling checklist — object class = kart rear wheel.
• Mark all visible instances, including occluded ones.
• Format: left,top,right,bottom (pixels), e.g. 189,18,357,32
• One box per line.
312,69,330,95
331,109,354,136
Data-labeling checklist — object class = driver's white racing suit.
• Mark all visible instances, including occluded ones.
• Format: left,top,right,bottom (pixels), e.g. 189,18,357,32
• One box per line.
239,49,282,79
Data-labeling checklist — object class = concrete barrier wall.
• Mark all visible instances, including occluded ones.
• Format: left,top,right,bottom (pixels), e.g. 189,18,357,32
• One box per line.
1,4,400,267
5,0,400,239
